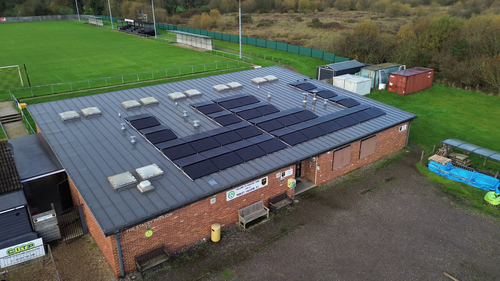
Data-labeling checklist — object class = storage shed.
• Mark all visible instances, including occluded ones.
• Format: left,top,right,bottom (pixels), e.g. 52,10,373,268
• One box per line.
332,74,357,89
387,67,434,95
172,31,213,50
360,63,405,89
344,76,372,96
316,60,365,82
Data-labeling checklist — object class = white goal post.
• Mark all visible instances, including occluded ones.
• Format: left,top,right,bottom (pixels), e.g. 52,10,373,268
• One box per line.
0,65,24,87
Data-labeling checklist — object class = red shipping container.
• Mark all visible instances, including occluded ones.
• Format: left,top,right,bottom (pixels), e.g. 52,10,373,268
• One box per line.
387,67,434,95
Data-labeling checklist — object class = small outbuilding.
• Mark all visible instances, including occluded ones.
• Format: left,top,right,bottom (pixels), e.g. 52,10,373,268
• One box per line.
360,63,405,89
316,60,365,83
87,15,103,27
332,74,372,96
387,67,434,95
171,31,213,50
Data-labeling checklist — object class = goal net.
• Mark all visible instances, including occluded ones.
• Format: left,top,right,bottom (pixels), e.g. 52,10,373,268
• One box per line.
0,65,25,96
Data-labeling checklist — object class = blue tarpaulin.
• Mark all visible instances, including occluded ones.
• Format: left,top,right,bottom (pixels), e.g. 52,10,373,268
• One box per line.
428,161,500,193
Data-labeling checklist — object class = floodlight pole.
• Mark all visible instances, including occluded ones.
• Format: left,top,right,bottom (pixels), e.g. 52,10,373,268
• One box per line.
74,0,80,21
239,0,242,59
151,0,157,39
107,0,114,30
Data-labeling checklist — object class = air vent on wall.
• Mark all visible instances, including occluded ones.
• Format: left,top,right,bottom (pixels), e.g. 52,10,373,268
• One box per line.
137,180,155,193
226,82,243,90
108,171,137,190
58,111,80,122
135,163,164,180
168,92,186,101
252,77,267,84
121,100,141,110
140,97,159,106
184,89,202,98
263,75,278,82
213,84,230,92
80,107,101,118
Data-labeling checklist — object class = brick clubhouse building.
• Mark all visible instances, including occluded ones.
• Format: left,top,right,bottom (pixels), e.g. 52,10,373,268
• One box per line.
28,66,416,276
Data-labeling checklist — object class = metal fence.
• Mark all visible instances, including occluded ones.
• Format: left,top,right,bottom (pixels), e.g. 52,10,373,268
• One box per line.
9,61,246,99
0,14,82,23
100,16,349,63
204,49,254,64
13,99,36,134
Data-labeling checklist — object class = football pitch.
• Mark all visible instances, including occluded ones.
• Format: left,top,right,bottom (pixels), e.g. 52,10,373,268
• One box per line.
0,20,235,99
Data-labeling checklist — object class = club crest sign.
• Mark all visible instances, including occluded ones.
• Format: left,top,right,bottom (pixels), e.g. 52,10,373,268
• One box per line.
226,176,268,201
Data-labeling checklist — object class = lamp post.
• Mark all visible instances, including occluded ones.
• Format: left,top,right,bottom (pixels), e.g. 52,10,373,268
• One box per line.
239,0,242,59
107,0,114,30
74,0,80,21
151,0,157,39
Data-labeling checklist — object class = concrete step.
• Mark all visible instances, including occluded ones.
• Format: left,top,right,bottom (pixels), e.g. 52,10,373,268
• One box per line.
0,113,22,124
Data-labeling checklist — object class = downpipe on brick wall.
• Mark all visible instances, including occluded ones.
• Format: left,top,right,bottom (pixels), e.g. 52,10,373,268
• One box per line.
116,232,125,278
314,156,319,185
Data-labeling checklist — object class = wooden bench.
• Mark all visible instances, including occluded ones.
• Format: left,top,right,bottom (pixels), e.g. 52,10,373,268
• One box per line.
238,200,269,229
135,245,169,276
269,192,294,213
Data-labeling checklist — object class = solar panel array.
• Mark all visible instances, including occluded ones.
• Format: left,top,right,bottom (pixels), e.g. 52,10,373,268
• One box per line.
124,114,178,145
289,81,363,109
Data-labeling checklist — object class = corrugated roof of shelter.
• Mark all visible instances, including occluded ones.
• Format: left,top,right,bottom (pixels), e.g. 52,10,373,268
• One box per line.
442,139,500,161
0,140,23,194
362,63,402,71
28,66,416,236
326,60,365,71
87,15,102,19
170,30,212,39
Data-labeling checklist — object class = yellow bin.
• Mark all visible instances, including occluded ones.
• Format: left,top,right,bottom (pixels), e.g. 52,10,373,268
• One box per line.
20,103,27,109
211,223,221,242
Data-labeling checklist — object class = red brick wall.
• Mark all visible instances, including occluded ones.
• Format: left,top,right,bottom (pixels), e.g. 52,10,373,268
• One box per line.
118,165,295,274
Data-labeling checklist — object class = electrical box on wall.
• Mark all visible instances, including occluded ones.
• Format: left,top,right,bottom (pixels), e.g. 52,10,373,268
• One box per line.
288,178,296,189
210,198,216,204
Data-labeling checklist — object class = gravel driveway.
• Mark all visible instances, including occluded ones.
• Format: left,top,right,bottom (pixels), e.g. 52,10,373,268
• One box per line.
143,145,500,281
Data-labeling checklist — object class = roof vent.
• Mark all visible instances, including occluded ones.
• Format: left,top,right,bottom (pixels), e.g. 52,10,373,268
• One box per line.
183,110,188,117
121,100,141,110
140,97,159,106
213,84,230,92
252,77,267,84
58,111,80,122
263,75,278,82
226,82,243,90
168,92,186,101
137,180,155,193
193,120,200,128
136,163,164,180
131,136,137,144
184,89,202,98
108,171,137,190
80,107,101,118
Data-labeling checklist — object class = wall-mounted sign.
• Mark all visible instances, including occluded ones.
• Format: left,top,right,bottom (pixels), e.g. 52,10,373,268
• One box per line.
0,238,44,268
281,168,293,179
145,230,153,237
226,177,268,201
399,124,407,132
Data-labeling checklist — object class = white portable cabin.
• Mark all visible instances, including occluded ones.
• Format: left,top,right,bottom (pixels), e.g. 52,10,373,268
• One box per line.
332,74,357,89
344,76,372,96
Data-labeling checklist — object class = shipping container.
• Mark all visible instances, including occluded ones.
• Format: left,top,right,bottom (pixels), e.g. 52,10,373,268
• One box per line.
360,63,405,89
387,67,434,95
344,76,372,96
316,60,365,82
332,74,357,89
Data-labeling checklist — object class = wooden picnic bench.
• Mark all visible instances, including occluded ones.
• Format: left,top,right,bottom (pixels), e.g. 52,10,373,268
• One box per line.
238,200,269,229
135,245,169,276
268,192,294,213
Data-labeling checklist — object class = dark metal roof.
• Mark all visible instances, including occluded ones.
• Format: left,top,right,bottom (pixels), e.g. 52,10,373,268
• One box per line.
0,189,27,212
28,66,416,236
442,139,500,161
171,30,212,39
326,60,365,71
0,140,23,194
362,63,402,71
9,134,64,182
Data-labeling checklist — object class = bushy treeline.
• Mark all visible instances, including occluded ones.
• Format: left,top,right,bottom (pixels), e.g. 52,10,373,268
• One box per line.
333,14,500,94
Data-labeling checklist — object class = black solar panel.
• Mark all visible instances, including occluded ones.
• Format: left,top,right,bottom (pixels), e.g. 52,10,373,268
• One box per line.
190,101,213,108
124,113,151,122
234,145,266,162
225,140,253,151
183,159,219,180
205,127,230,137
256,105,279,116
237,95,260,106
156,138,185,150
162,143,196,160
295,82,317,91
293,110,318,122
173,153,206,167
225,121,251,131
234,126,262,139
130,117,161,130
335,116,358,128
349,111,372,123
276,115,301,127
219,99,244,109
146,129,177,144
215,114,242,126
200,146,232,158
300,126,327,139
269,127,294,137
188,136,220,152
207,110,231,118
364,107,386,118
338,98,361,108
317,90,338,99
280,131,309,146
140,125,168,135
181,132,208,142
213,131,243,145
257,138,288,154
246,134,274,144
210,152,244,170
318,120,342,133
197,103,223,114
258,120,284,132
237,109,262,120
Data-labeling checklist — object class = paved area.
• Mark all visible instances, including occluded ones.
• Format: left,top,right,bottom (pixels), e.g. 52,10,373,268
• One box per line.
0,101,29,139
0,101,18,116
139,145,500,281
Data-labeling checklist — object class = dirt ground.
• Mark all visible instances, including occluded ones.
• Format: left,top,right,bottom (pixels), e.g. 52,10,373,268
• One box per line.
124,145,500,281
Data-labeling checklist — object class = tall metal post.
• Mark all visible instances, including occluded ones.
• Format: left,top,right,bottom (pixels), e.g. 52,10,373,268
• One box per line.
74,0,80,21
107,0,114,30
151,0,157,39
239,0,242,59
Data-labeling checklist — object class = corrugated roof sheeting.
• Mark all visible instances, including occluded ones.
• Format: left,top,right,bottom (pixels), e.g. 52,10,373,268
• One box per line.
29,66,416,236
442,139,500,161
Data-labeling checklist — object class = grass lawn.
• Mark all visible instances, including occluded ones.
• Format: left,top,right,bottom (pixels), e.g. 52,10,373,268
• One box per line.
0,20,234,99
212,40,328,78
